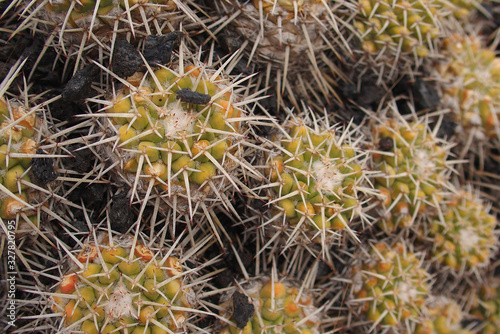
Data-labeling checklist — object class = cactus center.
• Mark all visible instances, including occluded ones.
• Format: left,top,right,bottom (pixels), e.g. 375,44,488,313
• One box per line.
105,282,136,320
313,160,344,193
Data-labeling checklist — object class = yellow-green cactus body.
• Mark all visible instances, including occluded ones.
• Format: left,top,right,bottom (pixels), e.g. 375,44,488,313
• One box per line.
416,297,471,334
350,242,430,330
370,118,449,232
33,0,179,44
424,189,497,272
0,99,41,228
445,0,481,20
353,0,441,57
438,34,500,147
470,279,500,334
220,277,321,334
51,236,191,333
106,65,245,213
264,116,370,245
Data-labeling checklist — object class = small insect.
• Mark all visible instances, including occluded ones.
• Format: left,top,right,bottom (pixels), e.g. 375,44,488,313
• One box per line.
176,88,211,105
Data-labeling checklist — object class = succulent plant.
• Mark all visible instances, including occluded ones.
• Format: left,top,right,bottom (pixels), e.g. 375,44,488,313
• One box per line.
368,111,453,232
91,46,264,220
436,34,500,157
255,107,372,262
348,240,431,332
50,233,200,334
469,278,500,334
211,0,351,105
415,296,470,334
418,187,498,273
219,276,324,334
0,61,59,236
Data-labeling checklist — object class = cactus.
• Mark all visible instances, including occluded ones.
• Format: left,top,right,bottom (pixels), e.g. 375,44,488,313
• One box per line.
352,0,442,56
0,61,59,236
415,296,470,334
418,187,498,273
92,46,263,220
436,34,500,158
348,240,430,332
368,112,452,232
219,276,323,334
211,0,350,104
256,107,372,262
469,278,500,334
50,234,197,333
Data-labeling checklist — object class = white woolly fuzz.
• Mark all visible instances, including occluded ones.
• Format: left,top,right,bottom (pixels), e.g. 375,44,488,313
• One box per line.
312,160,344,194
105,282,137,320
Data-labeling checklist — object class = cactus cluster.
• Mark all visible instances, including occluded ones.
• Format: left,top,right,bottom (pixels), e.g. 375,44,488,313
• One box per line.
219,277,322,334
349,241,430,331
369,115,451,232
51,234,193,334
3,1,500,334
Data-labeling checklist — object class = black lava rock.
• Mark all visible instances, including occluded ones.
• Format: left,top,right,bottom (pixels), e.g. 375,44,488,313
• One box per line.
112,39,143,78
176,88,211,104
232,291,254,329
379,137,394,151
436,119,458,140
30,149,57,185
62,63,99,102
64,144,94,173
143,32,182,66
109,192,134,233
412,78,440,111
81,183,106,207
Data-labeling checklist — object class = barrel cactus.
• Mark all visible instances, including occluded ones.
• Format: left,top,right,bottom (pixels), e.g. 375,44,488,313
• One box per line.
369,112,452,232
211,0,350,102
418,187,498,273
436,34,500,157
469,278,500,334
257,107,372,262
50,234,199,333
94,47,262,218
0,63,58,235
348,240,430,332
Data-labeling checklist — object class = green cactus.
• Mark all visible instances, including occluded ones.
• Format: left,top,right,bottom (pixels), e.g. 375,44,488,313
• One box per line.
95,52,260,218
219,276,322,334
369,115,451,232
349,241,430,331
50,235,193,333
259,108,371,260
0,97,45,232
353,0,442,57
437,34,500,154
469,278,500,334
416,296,471,334
421,188,497,272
